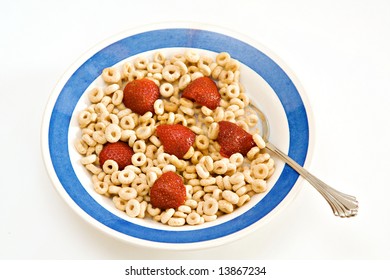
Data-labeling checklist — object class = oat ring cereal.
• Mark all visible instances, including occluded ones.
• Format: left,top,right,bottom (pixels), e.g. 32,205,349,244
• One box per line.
76,50,275,227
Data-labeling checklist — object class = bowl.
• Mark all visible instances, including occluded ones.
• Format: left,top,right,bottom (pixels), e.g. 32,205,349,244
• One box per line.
41,22,313,250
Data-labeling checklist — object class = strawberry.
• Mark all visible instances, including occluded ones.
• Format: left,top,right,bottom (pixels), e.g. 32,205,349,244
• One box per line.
123,78,159,115
156,124,195,159
182,76,220,109
217,121,256,157
99,141,134,170
150,171,186,209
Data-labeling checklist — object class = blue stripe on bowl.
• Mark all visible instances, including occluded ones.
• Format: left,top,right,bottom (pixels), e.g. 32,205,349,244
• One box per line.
48,28,309,243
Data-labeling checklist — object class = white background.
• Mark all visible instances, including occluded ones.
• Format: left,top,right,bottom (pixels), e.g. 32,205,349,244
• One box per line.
1,0,389,261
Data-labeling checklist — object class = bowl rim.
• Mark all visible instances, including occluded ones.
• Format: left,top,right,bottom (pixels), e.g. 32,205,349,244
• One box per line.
41,22,315,250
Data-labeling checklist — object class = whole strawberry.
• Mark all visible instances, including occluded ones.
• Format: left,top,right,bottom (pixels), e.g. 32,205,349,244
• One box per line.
182,77,221,109
150,171,186,209
217,121,256,157
156,124,195,159
99,141,134,170
123,78,160,115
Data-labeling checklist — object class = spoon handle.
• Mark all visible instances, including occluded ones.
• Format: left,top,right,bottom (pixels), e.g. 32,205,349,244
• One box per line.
265,142,358,217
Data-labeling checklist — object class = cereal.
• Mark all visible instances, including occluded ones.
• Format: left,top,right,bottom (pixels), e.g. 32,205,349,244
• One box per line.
118,187,137,200
168,217,186,227
76,50,275,227
102,159,119,174
113,196,127,211
105,124,121,143
118,169,136,185
102,67,121,84
203,198,218,215
93,181,108,195
186,212,201,225
218,200,234,214
161,208,175,224
80,154,97,165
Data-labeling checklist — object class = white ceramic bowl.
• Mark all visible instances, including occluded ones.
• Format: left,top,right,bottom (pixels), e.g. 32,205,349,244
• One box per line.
41,23,314,250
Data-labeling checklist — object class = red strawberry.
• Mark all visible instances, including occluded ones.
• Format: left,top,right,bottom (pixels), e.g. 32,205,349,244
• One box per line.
150,171,186,209
182,76,220,109
217,121,256,157
99,141,134,170
123,78,159,115
156,124,195,159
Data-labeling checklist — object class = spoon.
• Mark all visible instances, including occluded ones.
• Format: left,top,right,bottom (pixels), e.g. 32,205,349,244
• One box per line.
249,103,359,218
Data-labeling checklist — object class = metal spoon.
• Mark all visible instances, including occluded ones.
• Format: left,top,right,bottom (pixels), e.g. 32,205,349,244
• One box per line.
249,103,358,218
